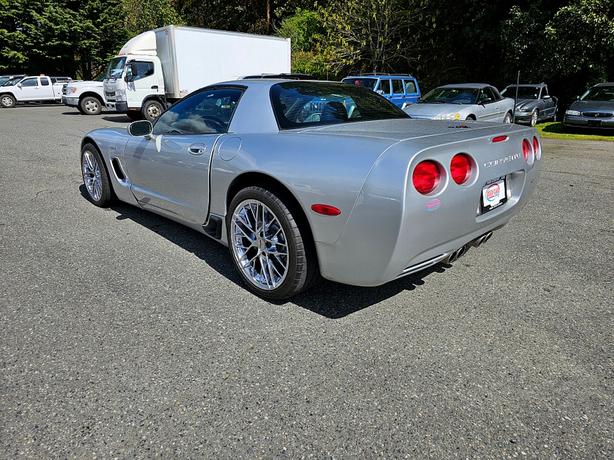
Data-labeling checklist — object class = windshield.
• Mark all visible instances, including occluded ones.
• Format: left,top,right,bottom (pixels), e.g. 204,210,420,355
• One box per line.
271,81,408,129
106,57,126,79
2,77,22,87
420,87,479,104
341,78,378,90
0,77,9,85
580,86,614,102
501,86,540,99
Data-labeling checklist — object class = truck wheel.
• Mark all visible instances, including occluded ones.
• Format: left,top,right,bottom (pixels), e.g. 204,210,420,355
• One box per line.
80,96,102,115
1,94,16,108
227,186,319,300
142,100,164,122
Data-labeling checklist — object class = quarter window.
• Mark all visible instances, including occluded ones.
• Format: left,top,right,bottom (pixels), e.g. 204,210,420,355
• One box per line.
21,78,38,87
40,78,49,86
153,87,244,135
404,80,417,94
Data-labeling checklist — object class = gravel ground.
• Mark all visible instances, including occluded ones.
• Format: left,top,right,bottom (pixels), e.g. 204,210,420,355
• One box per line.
1,105,612,458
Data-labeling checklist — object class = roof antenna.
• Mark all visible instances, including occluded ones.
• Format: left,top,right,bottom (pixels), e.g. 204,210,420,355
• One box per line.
512,70,520,124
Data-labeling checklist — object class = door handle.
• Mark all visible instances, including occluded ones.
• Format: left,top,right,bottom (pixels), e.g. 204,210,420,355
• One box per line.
188,144,207,155
151,85,158,90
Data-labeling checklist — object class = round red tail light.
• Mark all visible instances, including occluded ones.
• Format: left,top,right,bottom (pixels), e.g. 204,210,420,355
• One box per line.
532,136,540,160
522,138,532,162
450,153,472,185
412,160,441,194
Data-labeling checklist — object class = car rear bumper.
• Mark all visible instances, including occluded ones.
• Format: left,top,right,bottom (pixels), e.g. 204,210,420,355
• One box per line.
316,129,540,286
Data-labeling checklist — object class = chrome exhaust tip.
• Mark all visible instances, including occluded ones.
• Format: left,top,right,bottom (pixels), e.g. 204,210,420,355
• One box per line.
445,244,469,264
471,231,494,248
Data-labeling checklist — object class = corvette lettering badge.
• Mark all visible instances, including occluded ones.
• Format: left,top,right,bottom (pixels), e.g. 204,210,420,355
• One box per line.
483,153,520,168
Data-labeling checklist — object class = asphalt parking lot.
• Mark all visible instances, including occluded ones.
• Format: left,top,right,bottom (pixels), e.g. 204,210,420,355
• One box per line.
1,105,613,458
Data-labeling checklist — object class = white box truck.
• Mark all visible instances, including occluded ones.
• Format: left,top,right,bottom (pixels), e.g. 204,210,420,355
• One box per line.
103,25,291,121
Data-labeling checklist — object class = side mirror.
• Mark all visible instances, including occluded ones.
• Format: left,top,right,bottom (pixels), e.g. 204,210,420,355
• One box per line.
128,120,153,137
17,83,22,88
543,95,551,99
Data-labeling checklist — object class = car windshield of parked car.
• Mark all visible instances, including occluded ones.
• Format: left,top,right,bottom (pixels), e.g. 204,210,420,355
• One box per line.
2,77,21,87
341,78,378,90
0,77,9,85
501,86,540,99
580,86,614,102
271,82,408,129
106,57,126,79
420,87,479,104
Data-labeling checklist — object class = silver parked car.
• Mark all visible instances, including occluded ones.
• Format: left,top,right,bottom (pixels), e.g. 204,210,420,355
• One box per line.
405,83,514,123
564,82,614,130
501,83,558,127
80,80,540,299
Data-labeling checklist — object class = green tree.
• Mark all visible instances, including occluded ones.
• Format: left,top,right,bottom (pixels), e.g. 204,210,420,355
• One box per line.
123,0,183,35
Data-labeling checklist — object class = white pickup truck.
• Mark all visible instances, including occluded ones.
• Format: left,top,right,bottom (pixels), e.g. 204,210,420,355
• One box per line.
0,76,70,108
62,77,106,115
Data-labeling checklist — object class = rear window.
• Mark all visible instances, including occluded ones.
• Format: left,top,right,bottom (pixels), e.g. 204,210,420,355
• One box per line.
270,81,408,130
341,78,378,90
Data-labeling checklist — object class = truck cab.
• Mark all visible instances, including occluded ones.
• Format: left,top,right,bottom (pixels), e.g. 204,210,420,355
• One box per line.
103,31,166,121
341,74,422,108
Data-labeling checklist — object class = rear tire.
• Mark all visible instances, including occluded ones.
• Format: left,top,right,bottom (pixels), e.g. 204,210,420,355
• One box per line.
142,99,164,122
227,186,319,300
81,143,113,207
80,96,102,115
503,112,512,124
1,94,16,108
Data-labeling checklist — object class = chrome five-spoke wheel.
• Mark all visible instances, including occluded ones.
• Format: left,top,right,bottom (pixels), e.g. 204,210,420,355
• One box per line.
230,199,289,291
80,143,112,207
82,150,103,201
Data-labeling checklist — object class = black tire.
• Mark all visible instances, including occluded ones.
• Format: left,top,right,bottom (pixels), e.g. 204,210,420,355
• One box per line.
227,186,319,300
503,111,513,124
530,110,538,127
465,115,476,121
0,93,16,108
126,110,142,121
79,96,103,115
142,99,164,122
80,143,114,207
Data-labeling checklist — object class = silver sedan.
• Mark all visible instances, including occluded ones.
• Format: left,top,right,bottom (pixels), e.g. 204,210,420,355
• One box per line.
80,79,539,299
405,83,515,123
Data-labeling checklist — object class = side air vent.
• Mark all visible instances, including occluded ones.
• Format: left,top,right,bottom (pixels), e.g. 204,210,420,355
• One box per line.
111,158,126,181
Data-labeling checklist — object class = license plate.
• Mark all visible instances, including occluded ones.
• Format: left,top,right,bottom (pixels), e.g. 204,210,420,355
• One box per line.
481,179,506,211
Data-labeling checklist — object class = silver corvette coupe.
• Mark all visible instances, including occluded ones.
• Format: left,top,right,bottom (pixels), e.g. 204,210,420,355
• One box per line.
81,80,540,299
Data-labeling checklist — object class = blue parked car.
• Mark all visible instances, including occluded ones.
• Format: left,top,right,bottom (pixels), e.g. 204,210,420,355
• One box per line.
341,74,421,108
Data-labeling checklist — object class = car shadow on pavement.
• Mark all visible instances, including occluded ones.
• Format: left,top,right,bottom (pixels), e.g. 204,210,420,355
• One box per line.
82,187,444,318
102,115,133,123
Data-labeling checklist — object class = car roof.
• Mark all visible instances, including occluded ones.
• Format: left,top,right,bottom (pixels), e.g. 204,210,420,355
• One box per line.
344,74,415,79
506,83,546,87
439,83,492,89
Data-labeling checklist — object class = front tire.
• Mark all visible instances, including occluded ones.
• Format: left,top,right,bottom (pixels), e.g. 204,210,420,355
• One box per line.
227,186,318,300
1,94,16,108
142,99,164,122
80,96,102,115
81,143,113,207
530,110,538,127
